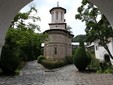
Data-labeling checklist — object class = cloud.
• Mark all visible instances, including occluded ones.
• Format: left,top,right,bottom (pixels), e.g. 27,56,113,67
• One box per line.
21,0,85,36
37,6,51,32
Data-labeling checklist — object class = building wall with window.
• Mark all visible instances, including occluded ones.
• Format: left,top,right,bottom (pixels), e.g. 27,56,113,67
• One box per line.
94,37,113,64
50,8,65,23
44,30,73,60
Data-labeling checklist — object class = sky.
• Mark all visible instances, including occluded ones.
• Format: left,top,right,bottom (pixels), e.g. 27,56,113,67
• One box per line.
20,0,86,37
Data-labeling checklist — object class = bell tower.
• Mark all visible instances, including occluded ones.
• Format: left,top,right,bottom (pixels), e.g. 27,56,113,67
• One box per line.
43,3,73,60
49,2,66,29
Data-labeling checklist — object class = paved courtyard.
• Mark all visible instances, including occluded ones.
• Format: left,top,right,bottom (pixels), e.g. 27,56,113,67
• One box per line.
0,60,113,85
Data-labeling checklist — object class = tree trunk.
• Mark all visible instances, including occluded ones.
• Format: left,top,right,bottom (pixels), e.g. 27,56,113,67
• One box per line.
103,43,113,60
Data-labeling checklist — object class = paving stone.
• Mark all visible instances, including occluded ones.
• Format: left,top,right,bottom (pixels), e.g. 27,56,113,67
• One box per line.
0,60,113,85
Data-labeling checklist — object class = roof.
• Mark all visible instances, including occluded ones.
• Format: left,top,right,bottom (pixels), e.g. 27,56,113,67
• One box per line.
50,7,66,14
43,29,74,37
72,42,87,46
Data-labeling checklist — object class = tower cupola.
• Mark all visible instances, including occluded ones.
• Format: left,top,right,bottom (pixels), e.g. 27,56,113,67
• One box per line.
49,3,67,30
49,3,66,23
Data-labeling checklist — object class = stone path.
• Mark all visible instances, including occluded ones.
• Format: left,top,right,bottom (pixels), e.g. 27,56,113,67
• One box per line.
0,60,113,85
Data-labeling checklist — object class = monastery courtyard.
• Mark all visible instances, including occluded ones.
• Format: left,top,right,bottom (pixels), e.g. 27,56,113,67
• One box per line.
0,61,113,85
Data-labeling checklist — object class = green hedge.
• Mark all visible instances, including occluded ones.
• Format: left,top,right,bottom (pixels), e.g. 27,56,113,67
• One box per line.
73,47,91,71
41,59,67,69
87,56,100,71
0,49,21,74
65,56,73,64
37,55,46,63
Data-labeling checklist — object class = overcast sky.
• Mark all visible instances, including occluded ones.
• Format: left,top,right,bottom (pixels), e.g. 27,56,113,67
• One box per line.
20,0,86,37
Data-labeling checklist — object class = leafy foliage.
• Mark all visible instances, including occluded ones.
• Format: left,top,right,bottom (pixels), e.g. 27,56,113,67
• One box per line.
75,0,113,59
0,48,20,74
87,53,100,71
73,40,91,71
72,35,87,42
10,7,41,32
4,27,47,61
66,25,72,33
73,47,91,71
87,52,113,73
37,55,46,63
64,56,73,64
0,7,48,74
41,59,67,69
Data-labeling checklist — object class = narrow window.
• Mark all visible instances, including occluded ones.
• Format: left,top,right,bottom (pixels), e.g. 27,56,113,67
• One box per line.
96,46,98,50
56,11,58,20
52,12,54,21
61,12,63,20
54,47,57,54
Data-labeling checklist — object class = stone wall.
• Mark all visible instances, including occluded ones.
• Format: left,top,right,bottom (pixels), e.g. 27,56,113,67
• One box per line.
44,30,72,59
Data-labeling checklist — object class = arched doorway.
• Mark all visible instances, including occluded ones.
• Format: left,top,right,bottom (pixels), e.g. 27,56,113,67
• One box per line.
104,54,111,62
0,0,113,59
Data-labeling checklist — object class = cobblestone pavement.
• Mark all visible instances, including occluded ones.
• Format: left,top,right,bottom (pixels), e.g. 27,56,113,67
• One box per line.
0,60,113,85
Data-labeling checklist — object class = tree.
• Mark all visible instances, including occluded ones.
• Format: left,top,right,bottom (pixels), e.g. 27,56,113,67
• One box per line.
75,0,113,59
10,7,41,32
66,25,72,33
73,40,91,71
72,34,87,42
2,7,47,61
0,7,48,74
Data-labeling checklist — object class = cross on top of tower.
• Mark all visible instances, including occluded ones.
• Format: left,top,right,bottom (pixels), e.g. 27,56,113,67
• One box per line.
57,1,59,7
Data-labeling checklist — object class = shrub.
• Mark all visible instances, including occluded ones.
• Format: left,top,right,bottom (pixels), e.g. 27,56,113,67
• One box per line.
41,59,67,69
37,55,46,63
65,56,73,64
19,51,28,62
73,47,91,71
73,40,91,71
97,54,112,73
0,49,21,74
104,67,113,73
18,61,26,70
97,67,113,74
87,55,100,71
72,48,77,56
87,53,113,73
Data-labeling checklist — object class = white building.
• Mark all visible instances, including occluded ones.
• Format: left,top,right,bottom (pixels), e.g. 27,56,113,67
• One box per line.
72,42,87,49
94,37,113,63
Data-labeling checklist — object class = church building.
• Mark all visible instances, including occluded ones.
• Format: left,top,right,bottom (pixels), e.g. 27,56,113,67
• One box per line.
43,3,73,60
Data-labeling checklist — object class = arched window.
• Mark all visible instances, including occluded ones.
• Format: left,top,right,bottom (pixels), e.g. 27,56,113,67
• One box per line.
96,46,98,50
54,47,57,54
104,54,111,62
52,12,54,21
61,12,63,20
56,11,58,20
